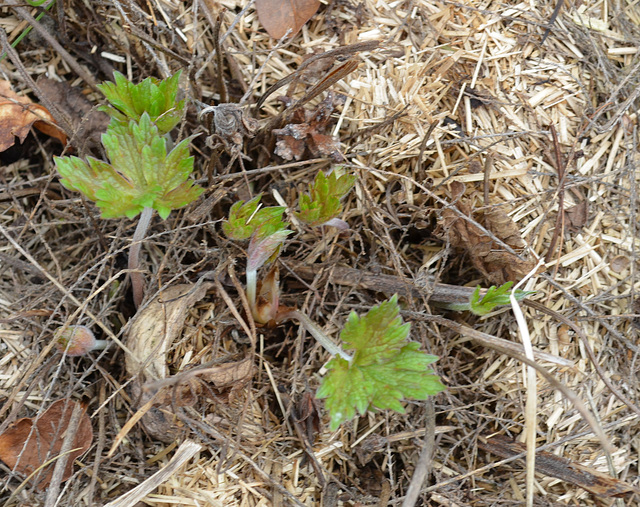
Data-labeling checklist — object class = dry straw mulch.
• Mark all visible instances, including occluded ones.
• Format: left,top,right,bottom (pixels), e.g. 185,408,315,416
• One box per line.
1,0,640,505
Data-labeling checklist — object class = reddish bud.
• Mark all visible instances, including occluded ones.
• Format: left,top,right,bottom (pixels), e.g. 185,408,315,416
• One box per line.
54,325,108,356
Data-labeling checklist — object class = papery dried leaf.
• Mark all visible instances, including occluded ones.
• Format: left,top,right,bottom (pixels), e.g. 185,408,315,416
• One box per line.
0,80,67,152
565,201,589,230
483,209,527,250
0,400,92,489
198,357,254,397
273,92,344,162
275,135,306,160
256,0,321,39
130,358,254,443
125,282,213,381
436,202,536,285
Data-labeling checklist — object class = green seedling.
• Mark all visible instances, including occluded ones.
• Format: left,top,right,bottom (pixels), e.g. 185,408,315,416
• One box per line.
54,72,203,307
225,177,445,430
440,281,534,316
295,169,356,229
223,194,291,315
97,71,184,135
315,296,445,430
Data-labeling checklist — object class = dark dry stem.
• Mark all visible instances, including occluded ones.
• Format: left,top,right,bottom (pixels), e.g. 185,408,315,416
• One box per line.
278,309,352,361
129,206,154,308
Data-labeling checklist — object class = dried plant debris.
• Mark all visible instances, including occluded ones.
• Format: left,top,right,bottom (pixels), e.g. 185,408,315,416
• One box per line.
0,399,93,489
200,103,259,149
273,92,345,161
0,80,67,151
130,358,254,443
255,0,321,39
479,434,640,499
435,184,537,284
125,283,214,381
35,76,109,152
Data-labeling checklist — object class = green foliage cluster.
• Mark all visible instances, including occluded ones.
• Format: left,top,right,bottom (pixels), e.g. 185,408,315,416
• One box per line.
223,176,447,430
54,71,203,220
97,71,184,135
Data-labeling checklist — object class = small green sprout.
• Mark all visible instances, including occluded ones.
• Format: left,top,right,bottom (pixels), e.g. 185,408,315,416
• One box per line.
469,282,535,316
439,281,535,316
295,169,355,229
54,72,203,307
223,194,291,315
316,295,445,430
97,71,184,134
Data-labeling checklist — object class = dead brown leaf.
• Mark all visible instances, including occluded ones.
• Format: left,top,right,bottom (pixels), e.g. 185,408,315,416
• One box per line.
435,189,536,284
273,92,344,161
564,200,589,231
0,399,92,489
35,76,109,151
0,80,67,152
125,282,213,381
256,0,321,39
131,358,254,443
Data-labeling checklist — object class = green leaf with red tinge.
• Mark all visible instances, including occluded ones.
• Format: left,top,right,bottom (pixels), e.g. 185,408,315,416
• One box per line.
98,71,184,135
54,113,202,219
256,0,321,39
316,295,445,430
295,170,355,228
223,194,288,241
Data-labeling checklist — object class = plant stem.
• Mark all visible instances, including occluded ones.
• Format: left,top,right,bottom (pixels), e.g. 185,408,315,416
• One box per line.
129,206,154,308
246,268,257,311
93,340,109,351
278,310,352,362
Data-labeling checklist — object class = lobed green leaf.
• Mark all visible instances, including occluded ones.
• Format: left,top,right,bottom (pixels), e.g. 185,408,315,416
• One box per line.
295,170,355,227
317,295,445,430
55,113,202,219
98,71,184,134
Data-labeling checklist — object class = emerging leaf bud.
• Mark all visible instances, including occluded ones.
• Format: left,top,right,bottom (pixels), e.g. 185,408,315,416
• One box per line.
54,325,108,356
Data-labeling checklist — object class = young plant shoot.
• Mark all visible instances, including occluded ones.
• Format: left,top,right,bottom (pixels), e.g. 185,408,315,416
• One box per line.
97,71,185,135
295,169,355,229
54,72,203,307
316,296,446,430
439,281,535,316
223,194,291,318
224,173,445,430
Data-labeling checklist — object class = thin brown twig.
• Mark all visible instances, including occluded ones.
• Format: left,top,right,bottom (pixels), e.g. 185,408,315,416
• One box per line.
4,1,99,92
545,125,566,263
213,8,228,104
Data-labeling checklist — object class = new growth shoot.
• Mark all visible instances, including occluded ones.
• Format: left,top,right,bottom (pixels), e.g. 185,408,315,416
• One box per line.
54,71,203,307
224,170,445,430
440,281,535,316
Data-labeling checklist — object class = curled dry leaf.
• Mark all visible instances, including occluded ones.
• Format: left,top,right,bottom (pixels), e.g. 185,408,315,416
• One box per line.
256,0,321,39
274,92,345,161
435,185,537,284
0,399,93,489
125,282,213,381
0,80,67,152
